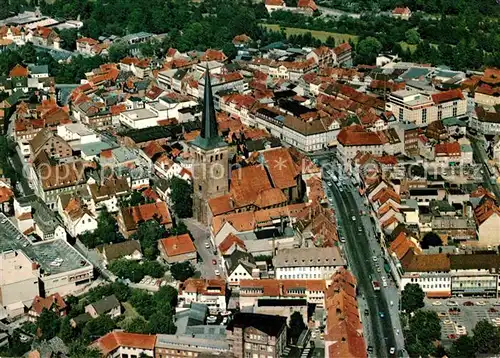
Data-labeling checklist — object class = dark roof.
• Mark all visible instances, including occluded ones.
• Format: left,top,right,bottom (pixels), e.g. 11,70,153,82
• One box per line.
450,254,500,271
122,120,201,143
89,294,120,315
191,68,227,150
98,240,142,261
71,313,92,325
227,312,286,337
226,250,255,275
257,299,307,307
409,188,439,196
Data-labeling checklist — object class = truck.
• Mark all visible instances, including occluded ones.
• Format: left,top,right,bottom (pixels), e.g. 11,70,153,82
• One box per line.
372,281,381,291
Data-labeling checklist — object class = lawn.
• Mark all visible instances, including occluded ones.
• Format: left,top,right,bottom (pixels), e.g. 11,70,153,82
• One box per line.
399,41,417,53
122,301,140,319
260,23,358,44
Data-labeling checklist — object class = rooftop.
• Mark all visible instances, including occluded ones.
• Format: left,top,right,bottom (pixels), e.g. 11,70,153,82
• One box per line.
0,214,92,276
273,247,345,268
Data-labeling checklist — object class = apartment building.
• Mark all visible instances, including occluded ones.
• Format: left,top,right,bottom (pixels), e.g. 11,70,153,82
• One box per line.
226,312,287,358
273,247,345,280
386,89,466,126
178,278,227,310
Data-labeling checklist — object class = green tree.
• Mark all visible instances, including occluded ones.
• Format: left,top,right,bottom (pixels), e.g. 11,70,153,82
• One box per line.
1,330,31,356
154,285,178,308
325,36,336,47
405,310,441,357
68,341,101,358
108,259,144,283
130,289,156,319
57,29,78,51
80,208,122,248
37,309,61,341
83,315,116,342
288,311,306,344
405,29,421,45
108,42,129,62
142,260,166,278
169,220,189,235
18,43,36,64
59,316,78,344
148,311,176,334
421,232,443,249
355,37,382,65
401,283,425,314
125,317,150,334
450,335,476,358
170,261,195,282
170,177,193,218
132,220,166,260
472,320,500,354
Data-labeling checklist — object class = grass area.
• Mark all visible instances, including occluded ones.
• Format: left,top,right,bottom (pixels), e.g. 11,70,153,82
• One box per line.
260,23,358,44
399,41,417,53
122,301,140,319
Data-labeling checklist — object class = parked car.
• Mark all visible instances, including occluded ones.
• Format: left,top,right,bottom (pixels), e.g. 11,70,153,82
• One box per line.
475,301,486,306
447,301,458,306
389,347,395,355
214,270,220,276
463,301,474,306
364,309,369,316
432,301,442,306
379,312,385,318
212,259,217,265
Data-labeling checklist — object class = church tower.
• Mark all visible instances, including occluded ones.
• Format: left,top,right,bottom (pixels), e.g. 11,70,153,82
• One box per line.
190,69,229,225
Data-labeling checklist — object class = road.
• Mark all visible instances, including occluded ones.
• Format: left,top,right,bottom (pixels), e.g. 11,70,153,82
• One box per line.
317,5,361,18
320,159,404,357
184,218,224,279
469,134,500,200
10,144,34,196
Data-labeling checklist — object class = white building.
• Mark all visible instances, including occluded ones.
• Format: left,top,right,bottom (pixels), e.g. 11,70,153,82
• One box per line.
57,123,99,144
93,331,156,358
273,247,345,280
178,278,227,310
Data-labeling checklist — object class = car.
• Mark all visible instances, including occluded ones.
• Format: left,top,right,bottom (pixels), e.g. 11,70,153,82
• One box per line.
475,301,486,306
448,334,458,340
367,346,373,353
339,188,343,192
447,301,458,306
494,302,500,307
212,259,217,265
327,182,332,187
382,280,388,288
372,256,378,262
214,270,220,276
379,312,385,318
205,242,210,249
432,301,442,306
222,317,228,325
311,332,317,339
352,216,356,221
364,309,369,316
389,347,395,355
463,301,474,306
358,227,362,232
376,267,381,273
489,307,498,313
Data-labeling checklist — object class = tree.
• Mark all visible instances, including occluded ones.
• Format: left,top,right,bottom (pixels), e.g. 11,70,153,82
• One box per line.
108,259,144,283
79,208,121,248
401,283,425,314
170,177,193,218
1,330,31,357
142,260,166,278
82,315,116,342
18,43,36,64
148,311,176,334
405,29,421,45
154,285,178,308
132,220,166,260
405,310,441,357
68,341,101,358
288,311,306,344
57,28,78,51
108,42,129,62
325,36,336,47
125,317,150,334
59,316,78,344
472,320,500,354
355,37,382,65
170,261,195,282
37,309,61,341
169,220,189,235
421,232,443,249
450,335,476,358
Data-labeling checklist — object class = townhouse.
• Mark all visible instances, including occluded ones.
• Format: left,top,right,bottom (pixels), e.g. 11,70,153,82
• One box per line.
117,201,173,238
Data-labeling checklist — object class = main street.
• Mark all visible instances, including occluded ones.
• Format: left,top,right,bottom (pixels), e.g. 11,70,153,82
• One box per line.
469,134,500,200
318,156,404,357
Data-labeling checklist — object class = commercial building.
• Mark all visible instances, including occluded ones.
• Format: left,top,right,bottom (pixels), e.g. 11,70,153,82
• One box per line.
178,279,227,310
273,247,346,280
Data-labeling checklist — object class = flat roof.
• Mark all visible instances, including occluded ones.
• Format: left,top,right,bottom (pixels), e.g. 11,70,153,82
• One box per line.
0,214,92,276
63,123,94,136
72,141,114,156
121,108,157,121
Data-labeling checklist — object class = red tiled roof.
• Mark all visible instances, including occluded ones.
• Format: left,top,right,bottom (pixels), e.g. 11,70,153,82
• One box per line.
392,6,410,14
31,293,66,315
0,186,13,203
474,197,500,226
333,42,352,55
297,0,317,10
94,332,156,356
434,141,461,157
201,49,227,62
121,202,172,231
9,64,28,77
265,0,285,5
262,148,299,189
240,279,326,297
431,89,464,104
337,126,385,146
159,233,196,257
76,37,99,45
180,278,226,296
400,250,450,272
218,233,247,255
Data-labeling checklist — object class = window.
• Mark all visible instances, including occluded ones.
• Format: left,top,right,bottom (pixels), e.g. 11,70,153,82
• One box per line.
453,107,457,117
438,111,442,120
422,108,427,124
399,108,404,121
198,185,202,191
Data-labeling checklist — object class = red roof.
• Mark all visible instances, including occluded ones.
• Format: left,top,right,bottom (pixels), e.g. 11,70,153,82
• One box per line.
337,126,384,146
333,42,352,56
159,233,196,257
201,49,227,62
31,293,66,315
431,89,464,104
392,6,411,14
0,187,14,203
94,332,156,356
9,64,28,77
218,233,247,255
297,0,317,11
434,141,461,157
265,0,285,5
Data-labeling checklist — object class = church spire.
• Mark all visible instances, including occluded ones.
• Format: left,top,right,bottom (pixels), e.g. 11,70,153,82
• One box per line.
200,68,218,140
192,67,227,150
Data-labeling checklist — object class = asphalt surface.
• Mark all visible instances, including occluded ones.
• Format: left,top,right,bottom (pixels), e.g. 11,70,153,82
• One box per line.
320,159,401,357
184,218,224,279
469,134,500,200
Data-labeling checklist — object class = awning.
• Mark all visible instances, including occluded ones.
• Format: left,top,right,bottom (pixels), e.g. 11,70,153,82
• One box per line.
426,291,452,298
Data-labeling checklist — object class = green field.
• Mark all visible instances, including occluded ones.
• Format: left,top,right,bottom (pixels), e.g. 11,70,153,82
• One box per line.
260,23,358,44
399,41,417,53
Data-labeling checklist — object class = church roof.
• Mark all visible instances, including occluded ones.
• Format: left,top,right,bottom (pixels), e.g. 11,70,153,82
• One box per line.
191,68,227,150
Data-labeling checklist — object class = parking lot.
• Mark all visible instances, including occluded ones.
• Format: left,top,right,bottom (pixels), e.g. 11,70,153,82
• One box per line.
426,298,500,346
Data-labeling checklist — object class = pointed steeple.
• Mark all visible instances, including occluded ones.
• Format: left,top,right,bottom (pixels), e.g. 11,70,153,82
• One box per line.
200,69,218,140
192,67,227,150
